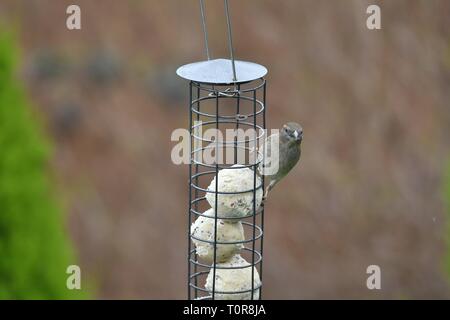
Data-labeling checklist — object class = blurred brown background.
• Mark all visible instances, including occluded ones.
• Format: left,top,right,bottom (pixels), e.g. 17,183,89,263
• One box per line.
1,0,450,299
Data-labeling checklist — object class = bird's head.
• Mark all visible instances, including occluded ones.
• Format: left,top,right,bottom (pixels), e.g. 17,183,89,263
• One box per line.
281,122,303,144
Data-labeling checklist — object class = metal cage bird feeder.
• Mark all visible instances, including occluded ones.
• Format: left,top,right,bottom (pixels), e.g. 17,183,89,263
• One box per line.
177,0,268,300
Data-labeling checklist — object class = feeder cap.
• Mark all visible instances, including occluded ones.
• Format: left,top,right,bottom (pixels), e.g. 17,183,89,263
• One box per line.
176,58,267,85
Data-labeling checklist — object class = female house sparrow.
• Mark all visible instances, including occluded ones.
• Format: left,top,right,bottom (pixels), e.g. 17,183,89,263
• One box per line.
258,122,303,199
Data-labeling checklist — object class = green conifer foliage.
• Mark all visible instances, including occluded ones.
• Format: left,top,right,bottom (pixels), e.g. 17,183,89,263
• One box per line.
0,32,85,299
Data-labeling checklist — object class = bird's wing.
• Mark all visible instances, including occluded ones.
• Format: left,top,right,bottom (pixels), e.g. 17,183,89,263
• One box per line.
258,133,279,177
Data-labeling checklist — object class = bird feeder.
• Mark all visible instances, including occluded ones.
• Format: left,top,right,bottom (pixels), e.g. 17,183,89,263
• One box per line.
177,0,267,300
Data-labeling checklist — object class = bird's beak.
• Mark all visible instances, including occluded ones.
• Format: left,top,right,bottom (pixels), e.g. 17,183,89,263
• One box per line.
294,130,303,142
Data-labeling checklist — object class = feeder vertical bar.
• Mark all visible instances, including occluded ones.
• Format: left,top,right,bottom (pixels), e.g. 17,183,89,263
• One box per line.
193,84,201,299
234,84,241,164
212,87,220,300
259,80,266,299
187,81,194,300
251,88,257,300
224,0,237,82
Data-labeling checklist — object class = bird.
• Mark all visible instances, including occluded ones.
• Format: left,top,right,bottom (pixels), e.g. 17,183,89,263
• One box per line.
257,122,303,200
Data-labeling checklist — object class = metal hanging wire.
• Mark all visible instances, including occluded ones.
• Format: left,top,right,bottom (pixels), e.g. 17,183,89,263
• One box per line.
199,0,238,82
224,0,237,82
199,0,210,60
